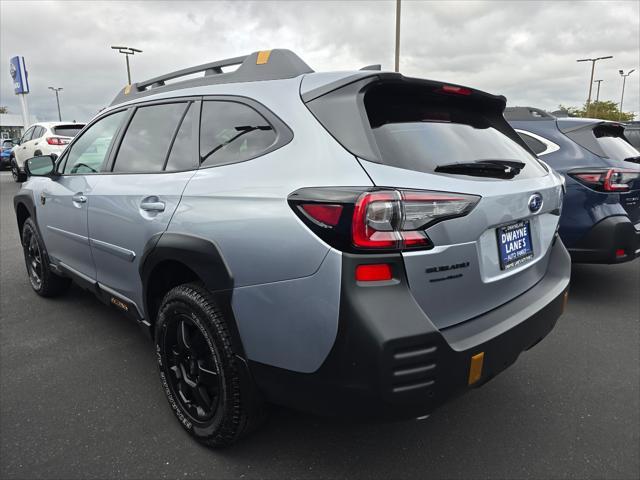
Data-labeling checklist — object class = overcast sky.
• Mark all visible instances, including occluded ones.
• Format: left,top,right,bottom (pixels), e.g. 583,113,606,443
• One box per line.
1,0,638,123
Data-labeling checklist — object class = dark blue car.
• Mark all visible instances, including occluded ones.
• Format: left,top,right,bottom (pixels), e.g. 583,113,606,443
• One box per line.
506,107,640,264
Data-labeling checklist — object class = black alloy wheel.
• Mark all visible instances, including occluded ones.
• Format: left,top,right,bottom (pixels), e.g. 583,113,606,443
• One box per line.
162,314,223,423
23,226,43,290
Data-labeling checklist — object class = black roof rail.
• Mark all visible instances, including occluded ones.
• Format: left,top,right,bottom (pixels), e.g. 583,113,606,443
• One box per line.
504,106,556,121
110,49,314,106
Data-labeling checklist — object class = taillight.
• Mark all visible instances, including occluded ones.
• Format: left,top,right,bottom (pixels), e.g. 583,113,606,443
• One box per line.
569,168,639,192
289,187,480,253
46,137,69,146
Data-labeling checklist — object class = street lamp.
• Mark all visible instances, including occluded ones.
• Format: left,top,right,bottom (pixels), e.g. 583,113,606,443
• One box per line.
577,56,613,116
110,46,143,85
618,69,635,120
394,0,401,72
593,79,603,117
48,86,63,121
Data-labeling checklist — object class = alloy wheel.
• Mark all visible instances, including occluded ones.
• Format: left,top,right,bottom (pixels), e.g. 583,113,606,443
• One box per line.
162,315,222,422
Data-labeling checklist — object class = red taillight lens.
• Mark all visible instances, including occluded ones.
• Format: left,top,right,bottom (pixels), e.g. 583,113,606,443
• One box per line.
352,190,479,249
570,168,639,192
355,264,393,282
300,204,343,227
615,248,626,258
46,137,69,146
288,187,480,253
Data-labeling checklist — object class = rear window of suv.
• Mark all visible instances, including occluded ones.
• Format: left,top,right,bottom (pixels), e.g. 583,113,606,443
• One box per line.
592,124,640,161
53,125,84,138
364,83,547,178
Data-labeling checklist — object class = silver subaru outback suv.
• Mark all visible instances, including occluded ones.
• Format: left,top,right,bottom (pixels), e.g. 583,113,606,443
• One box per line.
15,49,570,447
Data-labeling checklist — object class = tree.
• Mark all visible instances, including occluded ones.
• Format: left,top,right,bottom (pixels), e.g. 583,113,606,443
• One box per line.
0,106,8,114
558,101,634,122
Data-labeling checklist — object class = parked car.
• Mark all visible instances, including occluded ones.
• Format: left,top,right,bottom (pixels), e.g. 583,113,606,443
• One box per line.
1,139,15,169
10,122,85,182
14,50,570,447
624,121,640,150
506,107,640,264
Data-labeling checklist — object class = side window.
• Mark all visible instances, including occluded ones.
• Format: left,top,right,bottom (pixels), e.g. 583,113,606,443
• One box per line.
33,126,46,139
165,103,198,172
21,127,35,143
112,103,188,173
517,132,547,155
200,101,276,167
64,111,126,174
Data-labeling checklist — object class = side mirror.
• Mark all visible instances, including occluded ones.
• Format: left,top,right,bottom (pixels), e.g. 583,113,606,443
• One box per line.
25,155,58,177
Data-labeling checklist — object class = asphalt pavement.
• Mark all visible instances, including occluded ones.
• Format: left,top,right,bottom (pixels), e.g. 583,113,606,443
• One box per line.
1,171,638,479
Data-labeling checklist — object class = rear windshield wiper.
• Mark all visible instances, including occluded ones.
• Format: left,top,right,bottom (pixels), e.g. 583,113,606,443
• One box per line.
435,160,526,179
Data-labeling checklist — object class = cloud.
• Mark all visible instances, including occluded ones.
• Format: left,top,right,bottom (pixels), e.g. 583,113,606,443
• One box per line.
1,0,638,123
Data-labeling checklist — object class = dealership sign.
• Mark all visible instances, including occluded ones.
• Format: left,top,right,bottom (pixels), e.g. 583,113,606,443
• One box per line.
9,56,29,94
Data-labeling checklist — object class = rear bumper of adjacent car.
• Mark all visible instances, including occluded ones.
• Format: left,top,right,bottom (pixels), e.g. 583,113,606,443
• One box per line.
250,239,571,419
568,215,640,264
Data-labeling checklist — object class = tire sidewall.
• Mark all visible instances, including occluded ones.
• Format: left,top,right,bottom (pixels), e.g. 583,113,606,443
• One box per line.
21,219,45,293
155,293,228,438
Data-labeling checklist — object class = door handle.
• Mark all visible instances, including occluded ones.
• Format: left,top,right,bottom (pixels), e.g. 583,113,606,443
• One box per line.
72,193,87,203
140,200,165,212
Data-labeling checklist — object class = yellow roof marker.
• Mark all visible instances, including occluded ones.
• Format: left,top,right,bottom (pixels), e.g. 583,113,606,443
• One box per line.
468,352,484,385
256,50,272,65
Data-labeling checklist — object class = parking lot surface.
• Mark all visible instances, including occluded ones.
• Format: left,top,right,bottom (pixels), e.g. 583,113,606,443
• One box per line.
0,171,638,479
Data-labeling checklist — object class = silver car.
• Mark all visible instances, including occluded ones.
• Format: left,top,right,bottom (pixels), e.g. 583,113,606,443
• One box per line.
14,49,570,447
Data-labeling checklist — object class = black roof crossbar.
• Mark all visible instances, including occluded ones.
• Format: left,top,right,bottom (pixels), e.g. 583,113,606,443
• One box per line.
110,49,314,106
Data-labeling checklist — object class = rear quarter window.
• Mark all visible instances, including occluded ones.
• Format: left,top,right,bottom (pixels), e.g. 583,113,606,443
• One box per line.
199,101,277,168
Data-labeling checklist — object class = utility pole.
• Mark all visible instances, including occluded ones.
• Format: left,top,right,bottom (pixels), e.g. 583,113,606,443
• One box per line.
48,87,63,121
618,69,635,120
593,79,603,117
394,0,401,72
577,56,613,116
110,46,143,85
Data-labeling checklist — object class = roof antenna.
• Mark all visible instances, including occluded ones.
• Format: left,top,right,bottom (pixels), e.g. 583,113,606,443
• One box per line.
360,64,382,71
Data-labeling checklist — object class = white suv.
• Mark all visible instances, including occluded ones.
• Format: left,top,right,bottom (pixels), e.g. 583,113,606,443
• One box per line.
10,122,85,182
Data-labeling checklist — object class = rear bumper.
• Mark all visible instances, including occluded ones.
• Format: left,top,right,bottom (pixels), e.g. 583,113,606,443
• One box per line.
250,240,571,419
568,216,640,264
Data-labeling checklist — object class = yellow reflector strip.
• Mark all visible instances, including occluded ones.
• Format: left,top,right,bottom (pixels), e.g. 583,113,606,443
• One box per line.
256,50,271,65
468,352,484,385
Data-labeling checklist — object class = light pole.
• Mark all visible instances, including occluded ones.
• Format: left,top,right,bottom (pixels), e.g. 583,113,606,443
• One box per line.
577,56,613,116
618,69,635,120
394,0,401,72
593,79,603,117
110,46,143,85
48,86,63,121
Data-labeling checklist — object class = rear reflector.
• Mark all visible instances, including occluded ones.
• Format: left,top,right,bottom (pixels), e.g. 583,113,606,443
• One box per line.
300,204,343,227
468,352,484,385
355,263,393,282
616,249,626,258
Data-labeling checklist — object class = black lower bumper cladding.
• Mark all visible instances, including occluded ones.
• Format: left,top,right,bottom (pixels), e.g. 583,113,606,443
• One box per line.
569,216,640,264
250,241,571,419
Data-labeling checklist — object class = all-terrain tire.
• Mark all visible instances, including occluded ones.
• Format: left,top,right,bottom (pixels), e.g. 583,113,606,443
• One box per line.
155,283,266,448
21,218,71,297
